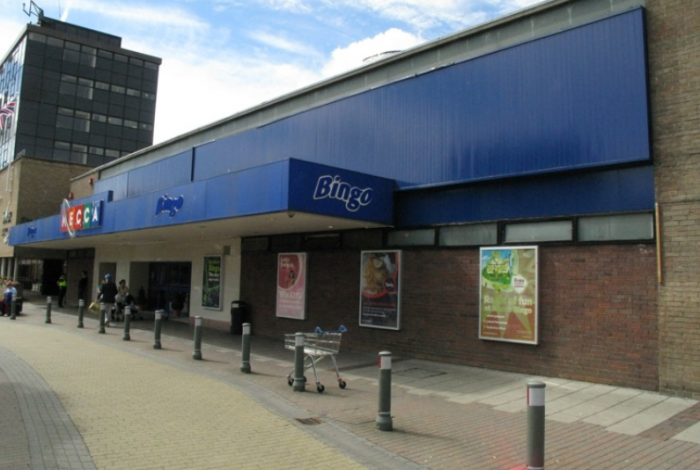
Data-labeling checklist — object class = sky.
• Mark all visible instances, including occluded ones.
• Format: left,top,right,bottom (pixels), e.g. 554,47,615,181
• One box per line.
1,0,543,144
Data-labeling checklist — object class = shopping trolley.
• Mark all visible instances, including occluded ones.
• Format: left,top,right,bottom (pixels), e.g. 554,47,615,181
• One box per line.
285,325,348,393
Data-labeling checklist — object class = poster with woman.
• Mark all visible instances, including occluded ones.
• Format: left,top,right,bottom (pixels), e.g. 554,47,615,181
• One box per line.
479,246,539,344
276,253,307,319
359,250,401,330
202,256,222,309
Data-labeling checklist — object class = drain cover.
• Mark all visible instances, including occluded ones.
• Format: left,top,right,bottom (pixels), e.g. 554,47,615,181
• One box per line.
394,368,446,379
296,417,323,425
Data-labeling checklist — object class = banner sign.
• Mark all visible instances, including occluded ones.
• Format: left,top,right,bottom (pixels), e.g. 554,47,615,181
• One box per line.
479,246,538,344
276,253,307,320
202,256,222,310
359,250,401,330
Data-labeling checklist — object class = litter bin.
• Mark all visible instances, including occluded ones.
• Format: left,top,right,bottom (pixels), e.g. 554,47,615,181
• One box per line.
230,300,247,335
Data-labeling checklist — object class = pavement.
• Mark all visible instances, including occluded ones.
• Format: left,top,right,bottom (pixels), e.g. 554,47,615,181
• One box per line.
3,296,700,469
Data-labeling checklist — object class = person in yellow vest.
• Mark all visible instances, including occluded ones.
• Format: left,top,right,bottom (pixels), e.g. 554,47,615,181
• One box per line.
57,274,67,308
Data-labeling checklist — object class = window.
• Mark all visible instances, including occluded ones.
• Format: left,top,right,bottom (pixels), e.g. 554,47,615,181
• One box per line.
111,85,126,94
92,114,107,123
95,81,110,90
578,213,654,242
105,149,120,158
440,223,498,246
107,116,123,126
387,229,435,246
504,220,572,243
126,88,141,97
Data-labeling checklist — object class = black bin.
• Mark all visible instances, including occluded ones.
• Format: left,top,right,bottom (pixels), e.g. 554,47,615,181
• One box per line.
230,300,247,335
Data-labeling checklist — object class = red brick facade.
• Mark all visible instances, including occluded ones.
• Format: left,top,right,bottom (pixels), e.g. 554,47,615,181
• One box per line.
242,243,658,390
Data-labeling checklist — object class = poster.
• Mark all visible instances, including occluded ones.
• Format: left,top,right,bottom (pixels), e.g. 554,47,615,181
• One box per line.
359,250,401,330
276,253,307,319
202,256,223,309
479,246,538,344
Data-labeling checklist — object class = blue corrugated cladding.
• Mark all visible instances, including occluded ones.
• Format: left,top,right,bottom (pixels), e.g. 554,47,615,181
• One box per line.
193,9,649,190
397,166,655,227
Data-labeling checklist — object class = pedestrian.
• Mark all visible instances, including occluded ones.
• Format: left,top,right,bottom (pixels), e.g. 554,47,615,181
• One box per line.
115,279,130,320
78,271,88,301
100,274,118,326
57,273,67,308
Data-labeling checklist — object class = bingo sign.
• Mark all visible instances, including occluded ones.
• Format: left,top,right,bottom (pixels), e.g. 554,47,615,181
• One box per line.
60,199,103,237
479,246,539,345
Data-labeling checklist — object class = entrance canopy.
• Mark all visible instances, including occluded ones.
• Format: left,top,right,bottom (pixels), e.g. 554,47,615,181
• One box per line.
9,159,395,250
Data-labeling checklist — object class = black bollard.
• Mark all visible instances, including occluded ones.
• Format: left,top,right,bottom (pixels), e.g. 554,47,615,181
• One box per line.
192,316,203,360
123,310,131,340
10,298,16,320
153,310,163,349
45,296,52,324
240,322,251,373
292,333,306,392
527,380,546,470
98,302,106,334
376,351,393,431
77,299,85,328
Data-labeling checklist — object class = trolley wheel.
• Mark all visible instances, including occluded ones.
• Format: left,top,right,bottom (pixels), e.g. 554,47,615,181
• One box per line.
317,384,325,393
287,377,293,386
339,380,347,389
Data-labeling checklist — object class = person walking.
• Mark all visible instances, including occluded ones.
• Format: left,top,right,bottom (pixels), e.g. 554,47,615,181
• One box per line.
57,274,67,308
78,271,88,301
100,274,118,327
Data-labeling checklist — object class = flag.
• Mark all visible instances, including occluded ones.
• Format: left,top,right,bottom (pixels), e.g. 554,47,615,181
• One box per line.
0,100,16,131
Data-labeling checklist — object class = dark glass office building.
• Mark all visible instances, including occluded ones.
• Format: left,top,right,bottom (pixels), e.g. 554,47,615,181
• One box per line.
0,16,161,168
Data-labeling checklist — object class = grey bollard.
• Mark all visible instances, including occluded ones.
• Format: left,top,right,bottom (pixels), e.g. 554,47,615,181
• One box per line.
240,322,251,373
98,302,106,334
153,310,163,349
292,333,306,392
45,296,52,324
192,316,203,360
77,299,85,328
376,351,393,431
527,380,546,470
10,298,16,320
123,310,131,340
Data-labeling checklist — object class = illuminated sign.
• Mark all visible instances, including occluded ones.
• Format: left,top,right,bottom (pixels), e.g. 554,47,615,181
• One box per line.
60,200,103,234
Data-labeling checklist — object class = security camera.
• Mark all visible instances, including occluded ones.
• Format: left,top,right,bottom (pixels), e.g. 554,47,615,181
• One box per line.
288,212,295,218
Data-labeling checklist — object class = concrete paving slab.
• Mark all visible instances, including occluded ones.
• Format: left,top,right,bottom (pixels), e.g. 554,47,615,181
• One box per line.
674,422,700,444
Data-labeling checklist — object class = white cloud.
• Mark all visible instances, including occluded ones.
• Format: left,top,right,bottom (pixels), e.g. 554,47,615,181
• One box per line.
247,31,321,58
321,28,423,78
150,48,322,143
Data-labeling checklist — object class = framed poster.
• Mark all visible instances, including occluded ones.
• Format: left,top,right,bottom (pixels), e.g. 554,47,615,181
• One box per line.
276,253,307,319
202,256,223,310
359,250,401,330
479,246,538,344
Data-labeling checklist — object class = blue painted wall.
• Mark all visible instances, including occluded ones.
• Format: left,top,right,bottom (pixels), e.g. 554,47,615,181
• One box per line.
193,9,649,190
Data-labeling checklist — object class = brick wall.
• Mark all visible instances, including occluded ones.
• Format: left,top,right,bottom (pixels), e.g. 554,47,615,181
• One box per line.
647,0,700,396
242,244,658,390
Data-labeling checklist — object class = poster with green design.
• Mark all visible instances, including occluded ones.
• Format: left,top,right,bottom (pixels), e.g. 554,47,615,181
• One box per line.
479,246,538,344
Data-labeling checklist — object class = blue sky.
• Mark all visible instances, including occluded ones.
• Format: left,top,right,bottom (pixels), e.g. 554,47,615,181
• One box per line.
1,0,542,143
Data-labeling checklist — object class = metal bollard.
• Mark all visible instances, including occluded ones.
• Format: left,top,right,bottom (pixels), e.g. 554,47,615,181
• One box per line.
98,303,106,334
45,296,52,324
192,316,203,360
10,298,16,320
240,322,251,373
292,333,306,392
77,299,85,328
123,310,132,341
376,351,393,431
153,310,163,349
527,380,546,470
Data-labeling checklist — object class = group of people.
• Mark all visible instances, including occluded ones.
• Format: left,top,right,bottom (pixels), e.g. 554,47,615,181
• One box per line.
60,272,140,323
